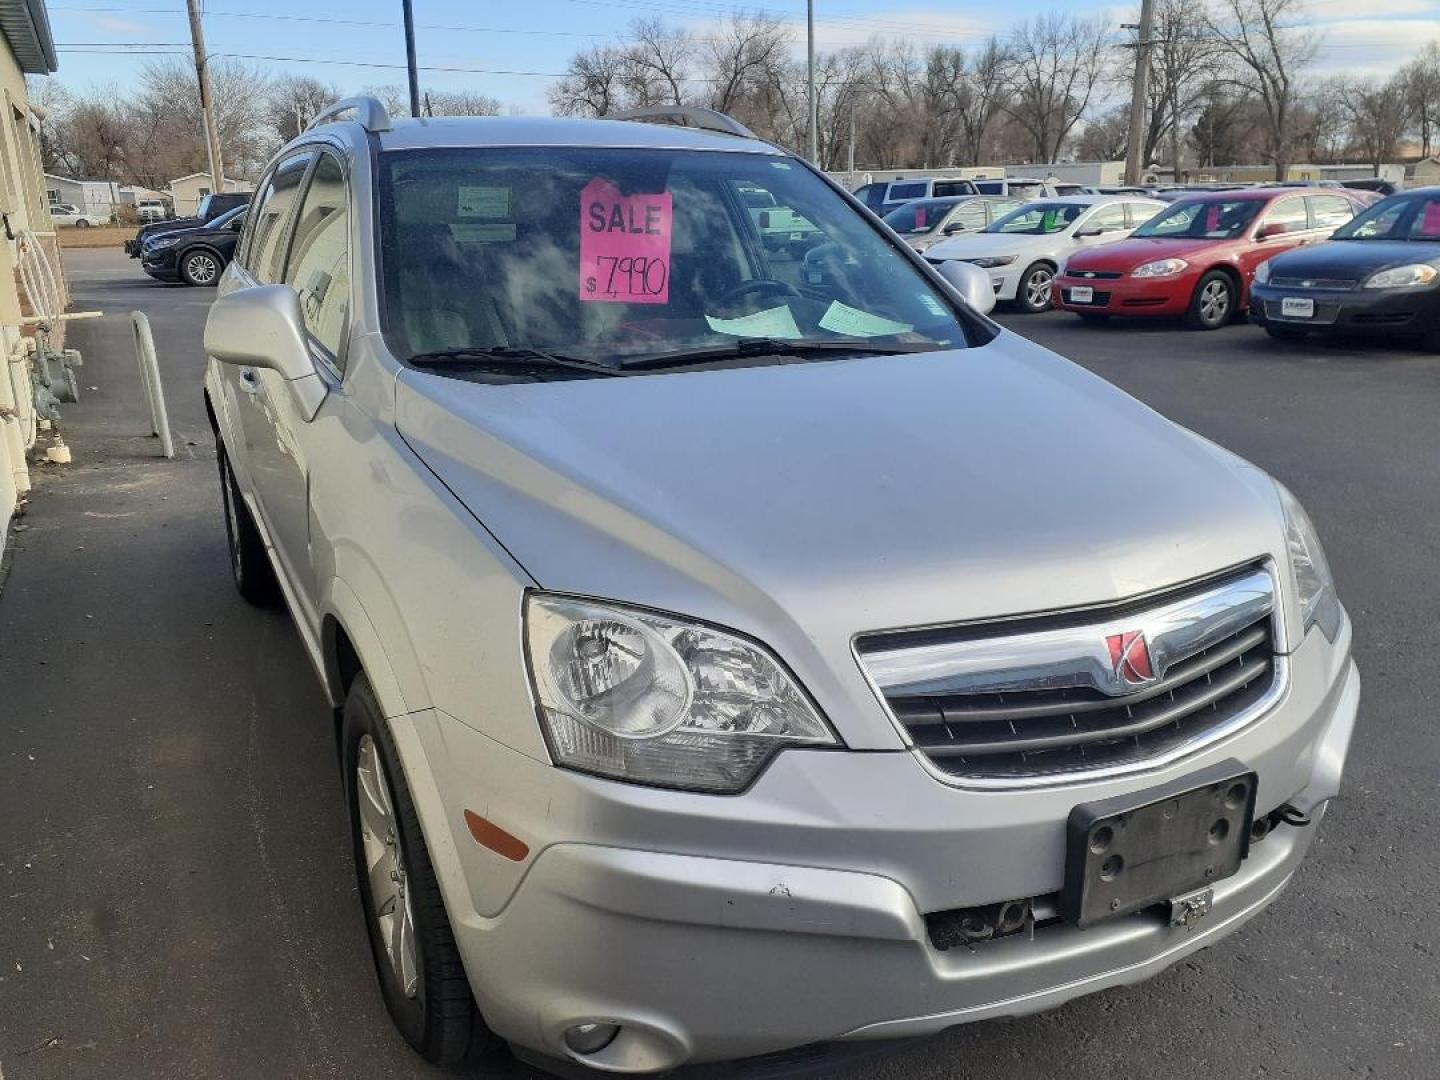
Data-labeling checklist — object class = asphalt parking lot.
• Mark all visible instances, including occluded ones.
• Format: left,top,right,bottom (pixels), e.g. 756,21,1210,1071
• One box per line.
0,248,1436,1080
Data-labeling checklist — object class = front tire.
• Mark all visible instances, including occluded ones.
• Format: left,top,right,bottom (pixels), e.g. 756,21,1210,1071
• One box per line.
217,442,278,605
179,248,222,287
1014,263,1055,313
1185,270,1235,330
343,676,494,1066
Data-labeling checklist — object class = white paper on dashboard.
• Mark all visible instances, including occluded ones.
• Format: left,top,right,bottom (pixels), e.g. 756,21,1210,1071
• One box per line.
704,305,804,339
818,301,913,337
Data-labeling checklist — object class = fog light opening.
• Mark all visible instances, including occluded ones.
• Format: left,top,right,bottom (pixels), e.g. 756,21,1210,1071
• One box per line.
564,1022,621,1056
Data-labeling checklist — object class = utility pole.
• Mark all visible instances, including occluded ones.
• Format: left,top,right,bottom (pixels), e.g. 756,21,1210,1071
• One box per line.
806,0,817,164
1122,0,1156,187
185,0,225,200
402,0,421,119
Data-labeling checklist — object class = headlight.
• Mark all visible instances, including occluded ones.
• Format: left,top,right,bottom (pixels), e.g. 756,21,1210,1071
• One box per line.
147,236,178,250
1254,259,1271,285
524,594,838,793
1362,264,1438,289
1132,258,1189,278
965,255,1015,268
1276,483,1341,640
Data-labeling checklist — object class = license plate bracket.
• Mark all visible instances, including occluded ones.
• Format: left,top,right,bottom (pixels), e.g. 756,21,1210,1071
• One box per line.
1281,296,1314,318
1063,760,1256,929
1070,285,1094,304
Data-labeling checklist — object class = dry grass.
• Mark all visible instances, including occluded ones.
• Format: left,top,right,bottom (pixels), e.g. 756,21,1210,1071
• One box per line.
55,225,137,249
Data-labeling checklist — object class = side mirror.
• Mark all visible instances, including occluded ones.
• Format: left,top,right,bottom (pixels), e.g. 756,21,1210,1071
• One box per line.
1257,223,1288,240
943,221,968,235
1073,226,1103,238
935,260,997,316
230,218,244,232
205,284,327,419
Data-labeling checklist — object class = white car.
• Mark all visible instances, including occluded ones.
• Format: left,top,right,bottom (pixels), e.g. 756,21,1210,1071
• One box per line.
924,195,1165,313
48,202,107,228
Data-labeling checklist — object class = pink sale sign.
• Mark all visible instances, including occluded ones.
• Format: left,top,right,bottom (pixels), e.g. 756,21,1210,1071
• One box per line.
579,177,673,304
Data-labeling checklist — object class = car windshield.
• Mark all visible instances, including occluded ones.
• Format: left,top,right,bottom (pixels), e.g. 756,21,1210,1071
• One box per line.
1132,198,1263,240
377,147,974,370
882,198,964,234
986,202,1084,235
1332,193,1440,241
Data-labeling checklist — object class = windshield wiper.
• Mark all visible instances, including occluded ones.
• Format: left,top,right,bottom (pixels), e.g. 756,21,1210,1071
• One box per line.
407,346,622,377
616,337,942,371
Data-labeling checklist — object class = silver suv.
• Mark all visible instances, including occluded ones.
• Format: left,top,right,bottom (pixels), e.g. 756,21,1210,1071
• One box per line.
203,99,1359,1074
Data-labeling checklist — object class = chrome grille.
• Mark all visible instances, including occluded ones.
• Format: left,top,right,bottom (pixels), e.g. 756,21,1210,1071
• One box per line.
856,565,1282,785
1269,277,1357,290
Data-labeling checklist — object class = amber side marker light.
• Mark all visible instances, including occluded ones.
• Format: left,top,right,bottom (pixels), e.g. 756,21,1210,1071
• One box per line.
464,810,530,862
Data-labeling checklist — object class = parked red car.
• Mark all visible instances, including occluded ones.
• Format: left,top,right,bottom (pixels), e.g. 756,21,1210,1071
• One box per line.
1053,188,1371,329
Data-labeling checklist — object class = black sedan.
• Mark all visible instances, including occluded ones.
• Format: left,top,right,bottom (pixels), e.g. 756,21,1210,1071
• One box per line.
140,205,246,287
1250,187,1440,351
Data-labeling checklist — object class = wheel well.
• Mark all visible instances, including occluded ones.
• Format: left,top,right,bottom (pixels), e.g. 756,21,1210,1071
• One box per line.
330,619,363,700
1202,263,1243,296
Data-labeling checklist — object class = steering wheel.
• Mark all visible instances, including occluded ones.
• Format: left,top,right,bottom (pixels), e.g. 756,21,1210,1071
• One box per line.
718,278,801,308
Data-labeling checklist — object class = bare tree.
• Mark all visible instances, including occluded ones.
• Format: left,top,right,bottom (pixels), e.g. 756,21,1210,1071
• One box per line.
1296,76,1349,163
426,90,503,116
134,58,273,182
1144,0,1224,172
548,45,628,116
1075,105,1130,161
1002,15,1112,164
1401,42,1440,158
1340,76,1413,171
703,13,789,114
623,18,693,108
1190,87,1253,167
1204,0,1318,180
267,75,342,145
953,38,1011,168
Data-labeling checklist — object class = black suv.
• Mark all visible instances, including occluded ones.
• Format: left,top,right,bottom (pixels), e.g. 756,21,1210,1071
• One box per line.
124,191,251,257
140,205,245,286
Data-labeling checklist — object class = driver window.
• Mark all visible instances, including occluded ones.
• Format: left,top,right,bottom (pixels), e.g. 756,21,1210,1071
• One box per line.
1083,204,1128,233
284,153,351,368
1259,198,1309,235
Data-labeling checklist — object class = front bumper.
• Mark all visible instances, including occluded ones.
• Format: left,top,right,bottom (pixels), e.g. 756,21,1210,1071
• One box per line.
410,621,1358,1072
1054,273,1192,317
140,247,180,281
1250,282,1440,337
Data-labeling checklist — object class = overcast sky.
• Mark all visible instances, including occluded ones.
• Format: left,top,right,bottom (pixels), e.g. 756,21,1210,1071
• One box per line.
46,0,1440,115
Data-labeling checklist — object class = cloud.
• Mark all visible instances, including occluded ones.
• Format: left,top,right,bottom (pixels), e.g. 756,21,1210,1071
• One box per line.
86,14,152,36
1310,17,1440,78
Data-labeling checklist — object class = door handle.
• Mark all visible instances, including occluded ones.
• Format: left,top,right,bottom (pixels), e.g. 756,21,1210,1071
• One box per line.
238,367,262,395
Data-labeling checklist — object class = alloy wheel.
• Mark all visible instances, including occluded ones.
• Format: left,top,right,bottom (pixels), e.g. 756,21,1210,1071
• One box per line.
1025,267,1054,310
1199,279,1230,324
185,252,219,285
356,734,420,999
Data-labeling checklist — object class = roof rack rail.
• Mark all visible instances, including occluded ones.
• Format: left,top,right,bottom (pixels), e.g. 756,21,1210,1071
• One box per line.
307,96,393,134
607,106,756,140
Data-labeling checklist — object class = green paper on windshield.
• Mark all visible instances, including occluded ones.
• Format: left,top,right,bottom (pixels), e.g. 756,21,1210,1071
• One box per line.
818,301,913,338
705,305,804,339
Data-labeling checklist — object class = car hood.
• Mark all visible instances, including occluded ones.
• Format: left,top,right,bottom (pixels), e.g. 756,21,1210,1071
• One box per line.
1068,235,1226,272
138,216,203,240
1262,239,1440,279
394,335,1286,748
925,231,1050,262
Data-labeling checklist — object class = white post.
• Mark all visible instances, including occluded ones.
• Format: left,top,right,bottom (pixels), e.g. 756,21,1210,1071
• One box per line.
131,312,174,459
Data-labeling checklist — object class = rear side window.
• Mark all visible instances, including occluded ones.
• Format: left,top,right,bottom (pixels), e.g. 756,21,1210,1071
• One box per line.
887,182,928,202
284,153,351,365
1083,204,1129,233
933,180,976,197
244,151,315,283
